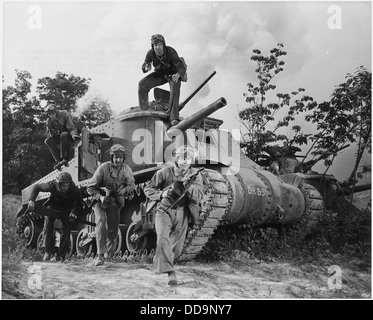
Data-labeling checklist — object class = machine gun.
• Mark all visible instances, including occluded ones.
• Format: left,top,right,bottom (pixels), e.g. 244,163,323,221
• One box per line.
166,167,205,211
28,205,96,227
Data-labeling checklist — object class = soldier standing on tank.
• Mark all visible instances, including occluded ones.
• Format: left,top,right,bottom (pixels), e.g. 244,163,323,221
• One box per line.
143,146,203,286
44,103,81,170
138,34,187,127
27,172,84,262
87,144,136,266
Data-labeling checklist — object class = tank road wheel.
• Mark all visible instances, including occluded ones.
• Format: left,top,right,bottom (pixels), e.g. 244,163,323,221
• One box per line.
23,218,43,249
36,231,45,255
76,228,95,257
126,221,156,252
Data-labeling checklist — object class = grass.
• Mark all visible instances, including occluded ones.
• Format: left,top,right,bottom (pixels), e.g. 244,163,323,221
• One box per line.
2,195,42,298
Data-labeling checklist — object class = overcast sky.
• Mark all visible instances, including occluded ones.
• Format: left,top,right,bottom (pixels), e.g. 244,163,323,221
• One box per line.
2,0,372,182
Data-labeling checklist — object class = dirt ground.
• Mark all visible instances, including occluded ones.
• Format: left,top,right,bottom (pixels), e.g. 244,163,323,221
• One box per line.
2,194,371,300
2,250,371,300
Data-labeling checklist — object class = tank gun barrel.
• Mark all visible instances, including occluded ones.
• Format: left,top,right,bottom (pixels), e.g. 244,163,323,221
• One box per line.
179,71,217,112
167,97,227,136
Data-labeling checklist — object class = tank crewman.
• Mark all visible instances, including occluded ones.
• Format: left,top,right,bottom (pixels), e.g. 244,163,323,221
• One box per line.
44,103,81,170
27,172,84,262
138,34,187,126
143,146,203,286
87,144,135,266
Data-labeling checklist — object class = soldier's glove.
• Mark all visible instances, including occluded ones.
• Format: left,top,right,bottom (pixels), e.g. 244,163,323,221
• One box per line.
69,213,77,223
27,200,35,212
71,134,81,141
99,195,109,208
169,181,185,201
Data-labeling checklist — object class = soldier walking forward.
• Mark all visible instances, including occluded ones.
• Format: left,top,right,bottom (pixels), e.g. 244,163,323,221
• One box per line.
144,146,203,285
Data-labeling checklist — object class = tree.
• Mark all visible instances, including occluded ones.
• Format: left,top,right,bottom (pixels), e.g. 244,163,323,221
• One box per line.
239,44,316,166
2,70,50,194
36,71,90,111
304,66,371,187
2,70,94,195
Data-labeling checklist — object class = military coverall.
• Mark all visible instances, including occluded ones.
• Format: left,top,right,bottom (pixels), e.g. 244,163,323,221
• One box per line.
45,110,79,162
29,181,84,259
139,46,186,123
144,162,203,274
87,162,135,256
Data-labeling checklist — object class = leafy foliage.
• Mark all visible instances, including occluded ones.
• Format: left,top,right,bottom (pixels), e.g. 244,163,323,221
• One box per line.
239,44,316,165
304,66,371,187
79,94,113,128
36,71,91,111
2,70,110,195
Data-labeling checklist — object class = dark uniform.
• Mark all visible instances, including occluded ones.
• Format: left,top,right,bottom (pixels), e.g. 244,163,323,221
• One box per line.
138,34,186,125
29,179,83,260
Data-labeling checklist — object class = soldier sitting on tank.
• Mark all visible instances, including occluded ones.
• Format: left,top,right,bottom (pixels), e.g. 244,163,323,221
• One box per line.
27,172,84,262
143,145,203,286
138,34,187,127
87,144,136,266
44,103,81,170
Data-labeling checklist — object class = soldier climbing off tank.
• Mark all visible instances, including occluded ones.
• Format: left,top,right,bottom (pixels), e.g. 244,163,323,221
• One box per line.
27,172,84,262
44,103,81,170
143,146,204,286
87,144,136,266
138,34,187,127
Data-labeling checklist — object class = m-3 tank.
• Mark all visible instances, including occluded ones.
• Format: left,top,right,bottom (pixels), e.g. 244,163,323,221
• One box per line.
16,71,325,261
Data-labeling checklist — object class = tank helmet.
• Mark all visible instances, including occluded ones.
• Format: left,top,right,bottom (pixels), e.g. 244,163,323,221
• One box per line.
46,103,57,113
151,34,165,47
109,144,126,155
56,172,72,184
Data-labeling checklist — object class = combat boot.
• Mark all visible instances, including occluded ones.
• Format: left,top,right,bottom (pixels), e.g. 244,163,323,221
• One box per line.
95,254,105,266
43,252,51,262
168,271,177,286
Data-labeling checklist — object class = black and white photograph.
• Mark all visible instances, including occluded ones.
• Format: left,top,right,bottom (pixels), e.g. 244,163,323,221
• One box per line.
1,0,371,303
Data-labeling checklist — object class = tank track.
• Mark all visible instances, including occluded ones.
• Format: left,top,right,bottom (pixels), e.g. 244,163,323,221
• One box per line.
176,169,233,262
297,182,325,235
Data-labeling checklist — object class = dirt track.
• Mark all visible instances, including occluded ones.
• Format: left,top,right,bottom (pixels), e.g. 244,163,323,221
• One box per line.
2,194,371,300
2,250,371,300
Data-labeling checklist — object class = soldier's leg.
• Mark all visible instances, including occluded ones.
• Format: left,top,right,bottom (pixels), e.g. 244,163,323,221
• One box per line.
154,206,175,274
93,203,108,255
170,207,189,260
138,72,167,110
57,218,73,259
187,188,202,225
106,202,120,257
168,79,181,124
60,131,73,161
44,136,61,162
43,215,56,255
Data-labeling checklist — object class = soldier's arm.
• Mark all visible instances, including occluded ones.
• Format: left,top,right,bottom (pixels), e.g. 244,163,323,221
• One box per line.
118,166,136,196
170,49,186,78
64,112,79,136
29,181,53,201
71,186,84,217
143,169,166,201
142,50,153,73
28,181,54,211
87,165,104,201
